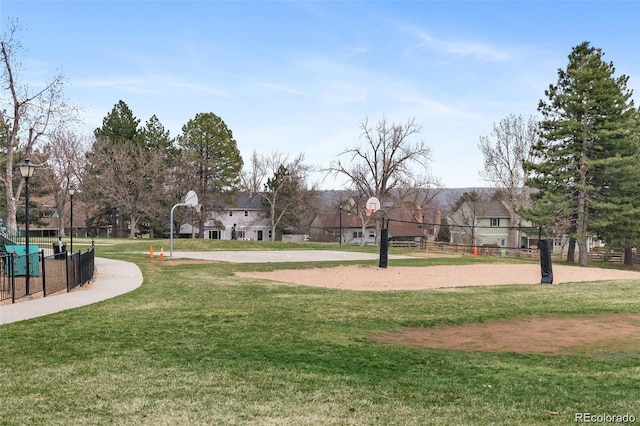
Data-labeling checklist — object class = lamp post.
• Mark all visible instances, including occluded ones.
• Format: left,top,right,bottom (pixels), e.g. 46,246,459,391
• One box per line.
19,159,36,295
68,184,75,255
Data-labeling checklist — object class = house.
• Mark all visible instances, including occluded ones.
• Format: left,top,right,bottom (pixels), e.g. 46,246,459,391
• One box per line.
448,200,536,249
310,200,433,245
16,195,89,240
449,200,512,248
310,210,376,244
202,192,272,241
385,201,436,244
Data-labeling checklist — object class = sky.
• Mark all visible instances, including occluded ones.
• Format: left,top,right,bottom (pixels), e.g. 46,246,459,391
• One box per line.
1,0,639,189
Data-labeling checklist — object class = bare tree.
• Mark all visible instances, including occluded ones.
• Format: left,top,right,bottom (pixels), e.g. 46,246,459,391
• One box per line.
330,117,432,203
84,140,166,238
478,114,537,248
335,190,373,246
329,117,435,243
447,190,494,246
242,150,315,240
35,129,88,236
0,22,75,230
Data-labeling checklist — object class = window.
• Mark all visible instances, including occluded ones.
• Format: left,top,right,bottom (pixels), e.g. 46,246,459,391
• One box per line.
369,231,375,239
353,231,363,238
208,230,220,240
229,211,233,216
491,218,500,227
237,230,246,240
244,210,248,217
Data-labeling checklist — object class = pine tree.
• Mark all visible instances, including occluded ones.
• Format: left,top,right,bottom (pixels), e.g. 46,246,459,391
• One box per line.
85,101,167,238
525,42,637,266
590,108,640,264
436,217,450,243
177,112,243,238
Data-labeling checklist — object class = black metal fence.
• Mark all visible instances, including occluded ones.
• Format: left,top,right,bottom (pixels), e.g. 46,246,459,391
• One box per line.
0,244,95,304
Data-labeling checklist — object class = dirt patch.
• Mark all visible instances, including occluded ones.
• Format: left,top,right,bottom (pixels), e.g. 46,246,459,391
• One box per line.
372,314,640,355
236,263,640,354
234,263,640,291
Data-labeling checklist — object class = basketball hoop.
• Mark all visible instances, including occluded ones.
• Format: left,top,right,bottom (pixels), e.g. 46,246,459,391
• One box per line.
365,196,381,216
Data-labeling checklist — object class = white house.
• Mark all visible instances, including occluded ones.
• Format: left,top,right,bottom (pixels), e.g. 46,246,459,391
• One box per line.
203,192,272,241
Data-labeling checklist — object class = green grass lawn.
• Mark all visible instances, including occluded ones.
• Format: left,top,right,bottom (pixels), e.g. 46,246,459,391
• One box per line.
1,239,639,425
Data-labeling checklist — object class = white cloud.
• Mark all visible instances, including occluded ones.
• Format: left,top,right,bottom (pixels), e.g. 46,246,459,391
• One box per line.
255,82,309,97
402,25,511,62
73,77,157,95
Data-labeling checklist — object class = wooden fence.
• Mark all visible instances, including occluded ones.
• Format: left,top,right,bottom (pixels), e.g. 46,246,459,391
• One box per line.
397,241,637,265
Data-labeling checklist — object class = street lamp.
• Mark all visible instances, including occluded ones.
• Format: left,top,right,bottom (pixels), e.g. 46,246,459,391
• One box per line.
18,159,36,295
68,184,75,255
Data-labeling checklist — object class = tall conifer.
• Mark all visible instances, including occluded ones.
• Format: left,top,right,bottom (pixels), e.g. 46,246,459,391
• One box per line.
525,42,636,266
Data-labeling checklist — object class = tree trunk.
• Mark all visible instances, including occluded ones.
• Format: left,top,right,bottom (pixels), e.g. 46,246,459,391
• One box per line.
58,216,65,238
505,204,519,249
129,213,136,238
4,152,18,230
577,239,588,266
624,247,634,266
5,191,17,230
567,238,576,263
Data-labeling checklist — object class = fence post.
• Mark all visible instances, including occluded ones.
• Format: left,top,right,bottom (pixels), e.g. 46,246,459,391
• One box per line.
65,251,70,293
78,251,83,286
10,253,15,304
41,250,46,297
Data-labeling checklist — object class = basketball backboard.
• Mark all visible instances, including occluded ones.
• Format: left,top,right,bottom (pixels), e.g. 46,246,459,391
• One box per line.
365,196,381,216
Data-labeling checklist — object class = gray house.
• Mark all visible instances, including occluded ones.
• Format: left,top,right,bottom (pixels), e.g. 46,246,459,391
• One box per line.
202,192,272,241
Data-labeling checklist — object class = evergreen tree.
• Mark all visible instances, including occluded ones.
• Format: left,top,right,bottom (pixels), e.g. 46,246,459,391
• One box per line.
590,108,640,264
525,42,637,266
94,100,141,145
85,101,167,237
139,115,176,236
177,112,243,238
436,216,450,243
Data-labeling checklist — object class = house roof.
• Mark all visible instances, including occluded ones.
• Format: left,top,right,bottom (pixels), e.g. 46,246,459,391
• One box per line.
388,220,424,238
315,212,371,228
234,192,267,210
461,201,510,218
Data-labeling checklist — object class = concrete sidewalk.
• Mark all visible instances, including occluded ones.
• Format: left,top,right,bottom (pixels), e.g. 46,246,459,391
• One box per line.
0,257,143,325
1,250,404,325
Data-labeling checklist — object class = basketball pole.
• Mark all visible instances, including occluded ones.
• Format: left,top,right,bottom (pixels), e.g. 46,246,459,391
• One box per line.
379,217,389,268
538,226,553,284
365,196,388,269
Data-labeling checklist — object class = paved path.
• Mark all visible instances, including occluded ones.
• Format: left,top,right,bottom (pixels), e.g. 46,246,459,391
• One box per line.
171,250,410,263
0,250,404,324
0,258,143,325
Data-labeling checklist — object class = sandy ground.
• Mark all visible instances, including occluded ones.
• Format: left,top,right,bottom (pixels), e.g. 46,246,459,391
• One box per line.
236,262,640,354
235,263,640,291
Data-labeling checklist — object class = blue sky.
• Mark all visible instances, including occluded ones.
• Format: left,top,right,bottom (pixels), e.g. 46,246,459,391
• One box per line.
2,0,639,189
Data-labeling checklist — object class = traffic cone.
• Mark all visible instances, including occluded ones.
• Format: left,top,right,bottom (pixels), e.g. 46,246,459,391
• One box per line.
149,245,154,258
159,247,164,259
